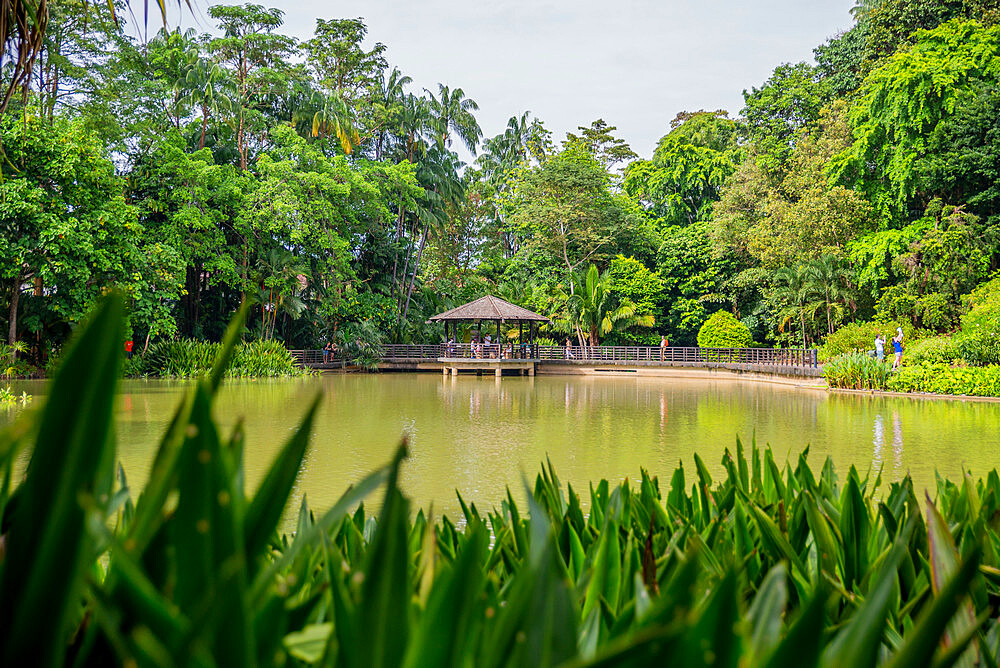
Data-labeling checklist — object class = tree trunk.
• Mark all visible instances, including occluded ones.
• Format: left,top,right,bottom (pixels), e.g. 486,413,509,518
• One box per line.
237,111,247,170
199,107,209,149
799,312,807,350
390,204,405,302
7,273,20,361
402,225,429,322
396,216,418,322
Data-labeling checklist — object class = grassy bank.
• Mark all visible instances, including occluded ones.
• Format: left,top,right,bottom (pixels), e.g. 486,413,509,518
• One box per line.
3,297,1000,666
124,338,307,378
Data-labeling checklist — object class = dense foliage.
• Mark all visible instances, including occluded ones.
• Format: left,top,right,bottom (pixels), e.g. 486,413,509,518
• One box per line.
887,362,1000,396
1,0,999,380
6,298,1000,666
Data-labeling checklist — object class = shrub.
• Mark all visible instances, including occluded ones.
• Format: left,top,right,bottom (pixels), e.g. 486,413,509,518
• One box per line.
916,292,954,331
875,285,917,323
887,363,1000,397
137,338,304,378
696,310,752,348
906,336,962,365
818,320,924,362
957,278,1000,366
822,352,892,390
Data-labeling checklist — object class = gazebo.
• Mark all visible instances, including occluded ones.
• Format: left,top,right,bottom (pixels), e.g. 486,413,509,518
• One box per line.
427,295,550,361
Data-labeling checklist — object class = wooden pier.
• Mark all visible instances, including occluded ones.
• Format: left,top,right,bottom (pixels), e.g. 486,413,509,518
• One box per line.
439,357,536,377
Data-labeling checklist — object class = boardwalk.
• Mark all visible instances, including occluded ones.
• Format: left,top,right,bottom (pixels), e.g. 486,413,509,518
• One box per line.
290,344,821,377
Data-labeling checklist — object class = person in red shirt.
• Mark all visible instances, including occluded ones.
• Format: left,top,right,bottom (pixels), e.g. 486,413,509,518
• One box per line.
124,339,134,359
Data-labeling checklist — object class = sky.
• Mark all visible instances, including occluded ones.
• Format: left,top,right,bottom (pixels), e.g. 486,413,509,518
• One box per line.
149,0,857,160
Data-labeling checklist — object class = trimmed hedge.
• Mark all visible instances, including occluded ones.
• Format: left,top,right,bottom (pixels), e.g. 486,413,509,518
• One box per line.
696,310,752,348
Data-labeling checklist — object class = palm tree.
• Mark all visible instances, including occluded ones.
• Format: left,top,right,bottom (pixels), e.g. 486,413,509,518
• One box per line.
477,112,533,181
307,91,359,154
805,254,854,335
397,92,432,162
147,28,201,130
425,83,482,154
399,146,465,324
772,264,822,348
374,67,412,160
255,248,308,340
183,55,233,150
564,264,655,348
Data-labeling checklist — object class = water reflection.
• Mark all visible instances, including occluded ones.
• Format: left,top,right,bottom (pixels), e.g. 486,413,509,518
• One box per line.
4,374,1000,531
872,412,905,474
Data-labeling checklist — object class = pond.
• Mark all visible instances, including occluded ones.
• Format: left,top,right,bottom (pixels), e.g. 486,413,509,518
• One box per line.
5,372,1000,529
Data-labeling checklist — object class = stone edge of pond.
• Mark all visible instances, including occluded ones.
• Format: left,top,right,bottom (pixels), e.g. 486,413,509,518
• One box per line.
827,386,1000,403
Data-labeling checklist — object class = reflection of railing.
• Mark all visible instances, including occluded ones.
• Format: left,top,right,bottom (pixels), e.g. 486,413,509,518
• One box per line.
291,345,819,368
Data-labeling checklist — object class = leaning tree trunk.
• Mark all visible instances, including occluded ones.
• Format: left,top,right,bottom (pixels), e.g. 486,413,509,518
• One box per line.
401,225,429,322
390,204,405,302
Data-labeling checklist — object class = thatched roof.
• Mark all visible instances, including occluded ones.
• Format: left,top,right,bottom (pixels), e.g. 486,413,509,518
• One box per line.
427,295,550,323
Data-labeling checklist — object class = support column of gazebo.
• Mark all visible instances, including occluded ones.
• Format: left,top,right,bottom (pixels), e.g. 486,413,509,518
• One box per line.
427,295,549,378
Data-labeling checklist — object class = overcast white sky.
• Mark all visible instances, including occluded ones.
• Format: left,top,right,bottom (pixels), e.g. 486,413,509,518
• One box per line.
149,0,856,159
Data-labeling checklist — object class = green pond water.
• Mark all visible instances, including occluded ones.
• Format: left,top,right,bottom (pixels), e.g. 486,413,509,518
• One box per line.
4,373,1000,528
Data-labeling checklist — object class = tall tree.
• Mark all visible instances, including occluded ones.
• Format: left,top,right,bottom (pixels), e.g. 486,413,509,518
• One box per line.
207,3,297,170
564,118,637,173
715,103,875,268
303,17,386,106
741,62,831,173
830,20,1000,220
510,142,640,289
0,116,141,354
624,111,739,226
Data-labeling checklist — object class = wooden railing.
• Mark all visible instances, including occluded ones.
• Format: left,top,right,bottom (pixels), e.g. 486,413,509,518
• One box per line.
381,343,540,360
536,345,818,367
291,345,819,368
288,349,346,365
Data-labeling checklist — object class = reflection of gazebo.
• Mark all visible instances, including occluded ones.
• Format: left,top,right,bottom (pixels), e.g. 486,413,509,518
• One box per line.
427,295,550,360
